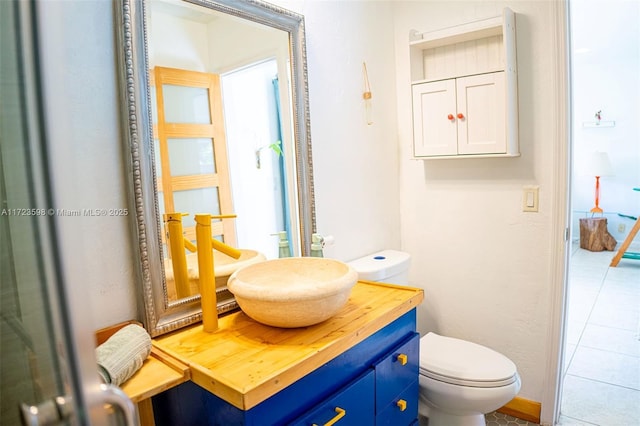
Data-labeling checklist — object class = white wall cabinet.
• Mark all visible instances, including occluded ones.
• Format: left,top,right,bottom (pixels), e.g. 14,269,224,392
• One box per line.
413,71,506,157
410,8,518,159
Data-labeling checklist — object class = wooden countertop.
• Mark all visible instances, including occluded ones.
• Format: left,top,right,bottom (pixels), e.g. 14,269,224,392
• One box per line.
152,281,423,410
95,322,190,405
120,347,190,403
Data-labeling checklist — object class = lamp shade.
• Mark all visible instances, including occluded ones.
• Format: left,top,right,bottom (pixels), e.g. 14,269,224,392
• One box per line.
587,151,614,177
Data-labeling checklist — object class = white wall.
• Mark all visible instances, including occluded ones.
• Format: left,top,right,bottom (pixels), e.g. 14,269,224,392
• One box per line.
275,0,402,261
150,11,210,71
37,0,138,330
393,0,562,415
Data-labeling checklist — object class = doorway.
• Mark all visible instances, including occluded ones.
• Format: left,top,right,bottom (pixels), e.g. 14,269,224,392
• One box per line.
221,58,291,259
559,1,640,424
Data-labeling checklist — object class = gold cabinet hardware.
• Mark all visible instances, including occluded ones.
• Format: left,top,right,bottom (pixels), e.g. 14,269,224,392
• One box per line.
396,353,408,366
396,399,407,412
312,407,346,426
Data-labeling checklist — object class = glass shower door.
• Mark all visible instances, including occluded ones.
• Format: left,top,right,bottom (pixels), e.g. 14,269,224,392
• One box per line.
0,1,136,424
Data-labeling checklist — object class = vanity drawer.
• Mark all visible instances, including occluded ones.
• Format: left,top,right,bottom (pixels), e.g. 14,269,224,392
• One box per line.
290,369,375,426
374,332,419,412
375,379,419,426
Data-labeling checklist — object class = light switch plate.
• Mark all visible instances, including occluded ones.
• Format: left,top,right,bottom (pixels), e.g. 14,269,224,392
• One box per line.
522,186,539,212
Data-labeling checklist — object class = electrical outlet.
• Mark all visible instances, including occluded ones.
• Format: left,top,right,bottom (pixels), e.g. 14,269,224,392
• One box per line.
618,223,626,233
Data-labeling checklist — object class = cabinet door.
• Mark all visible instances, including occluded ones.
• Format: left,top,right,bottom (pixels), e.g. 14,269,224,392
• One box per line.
456,72,506,155
290,369,375,426
376,379,419,426
412,80,458,157
374,333,419,414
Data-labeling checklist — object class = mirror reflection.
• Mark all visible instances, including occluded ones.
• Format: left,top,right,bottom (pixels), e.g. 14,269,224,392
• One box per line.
118,0,314,337
148,0,301,302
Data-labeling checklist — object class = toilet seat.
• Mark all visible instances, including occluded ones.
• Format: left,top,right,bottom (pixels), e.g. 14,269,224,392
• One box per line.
419,332,518,388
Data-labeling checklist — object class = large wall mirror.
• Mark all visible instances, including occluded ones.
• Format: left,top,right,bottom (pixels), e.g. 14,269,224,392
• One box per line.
115,0,315,337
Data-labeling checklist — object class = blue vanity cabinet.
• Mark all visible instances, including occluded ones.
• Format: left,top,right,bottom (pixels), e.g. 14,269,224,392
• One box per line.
291,332,419,426
152,310,420,426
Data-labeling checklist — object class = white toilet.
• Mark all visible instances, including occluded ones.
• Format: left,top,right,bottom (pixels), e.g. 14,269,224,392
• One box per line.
349,250,521,426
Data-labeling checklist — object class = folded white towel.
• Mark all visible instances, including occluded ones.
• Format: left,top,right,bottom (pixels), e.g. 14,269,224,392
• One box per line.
96,324,151,386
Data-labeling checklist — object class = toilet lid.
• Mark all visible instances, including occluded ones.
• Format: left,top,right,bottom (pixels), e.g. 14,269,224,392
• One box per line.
419,333,518,387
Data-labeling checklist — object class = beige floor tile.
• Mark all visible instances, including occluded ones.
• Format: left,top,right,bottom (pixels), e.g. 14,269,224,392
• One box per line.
567,346,640,390
556,414,598,425
561,375,640,426
579,323,640,357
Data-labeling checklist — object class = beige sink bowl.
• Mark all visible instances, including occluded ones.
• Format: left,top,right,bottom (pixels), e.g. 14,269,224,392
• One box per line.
227,257,358,328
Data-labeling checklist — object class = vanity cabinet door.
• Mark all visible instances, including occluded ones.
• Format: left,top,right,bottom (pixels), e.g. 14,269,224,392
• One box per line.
374,332,419,426
376,379,419,426
289,369,375,426
374,333,419,411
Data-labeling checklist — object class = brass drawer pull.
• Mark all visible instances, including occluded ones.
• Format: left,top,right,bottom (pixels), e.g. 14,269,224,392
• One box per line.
396,353,408,366
313,407,346,426
397,399,407,412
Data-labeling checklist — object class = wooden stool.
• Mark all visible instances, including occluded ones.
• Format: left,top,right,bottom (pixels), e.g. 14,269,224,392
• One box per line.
579,217,616,252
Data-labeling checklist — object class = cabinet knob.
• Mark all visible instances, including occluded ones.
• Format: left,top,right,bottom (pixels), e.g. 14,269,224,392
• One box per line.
447,114,454,120
396,399,407,412
396,353,408,366
457,113,465,119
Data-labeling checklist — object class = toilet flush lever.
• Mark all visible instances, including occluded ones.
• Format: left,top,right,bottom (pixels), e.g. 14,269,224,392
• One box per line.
396,353,408,366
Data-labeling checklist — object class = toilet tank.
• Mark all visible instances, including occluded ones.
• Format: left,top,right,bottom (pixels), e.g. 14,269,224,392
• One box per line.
348,250,411,285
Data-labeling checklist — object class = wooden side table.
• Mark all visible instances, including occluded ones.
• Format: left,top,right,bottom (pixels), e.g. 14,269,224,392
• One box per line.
579,217,616,252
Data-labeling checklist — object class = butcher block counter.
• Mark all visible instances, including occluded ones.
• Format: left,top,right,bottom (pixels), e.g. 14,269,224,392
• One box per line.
150,280,423,425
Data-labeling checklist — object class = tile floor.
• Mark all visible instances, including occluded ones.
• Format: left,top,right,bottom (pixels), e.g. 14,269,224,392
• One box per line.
558,242,640,425
485,411,539,425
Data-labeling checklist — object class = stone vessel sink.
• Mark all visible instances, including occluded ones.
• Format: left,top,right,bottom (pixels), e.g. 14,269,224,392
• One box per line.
227,257,358,328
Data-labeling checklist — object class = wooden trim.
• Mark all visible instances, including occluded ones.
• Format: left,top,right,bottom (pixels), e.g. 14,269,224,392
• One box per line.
154,67,174,215
209,72,237,246
164,123,215,137
498,396,541,424
170,174,218,192
95,320,142,346
154,66,214,87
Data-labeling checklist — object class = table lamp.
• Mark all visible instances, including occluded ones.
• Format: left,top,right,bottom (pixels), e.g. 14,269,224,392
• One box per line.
587,151,614,213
